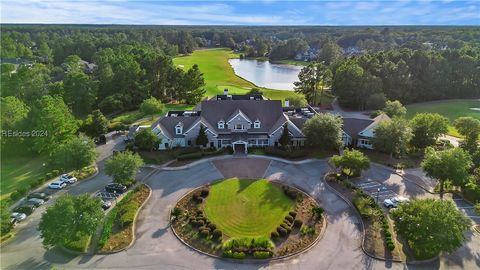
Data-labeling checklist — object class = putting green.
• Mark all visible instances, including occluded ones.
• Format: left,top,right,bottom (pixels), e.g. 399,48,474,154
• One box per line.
203,178,295,238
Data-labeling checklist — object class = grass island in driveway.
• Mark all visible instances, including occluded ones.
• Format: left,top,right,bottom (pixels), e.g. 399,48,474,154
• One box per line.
204,178,295,238
171,177,325,259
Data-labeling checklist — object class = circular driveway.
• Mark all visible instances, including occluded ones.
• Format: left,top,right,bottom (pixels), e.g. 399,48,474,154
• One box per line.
1,157,405,270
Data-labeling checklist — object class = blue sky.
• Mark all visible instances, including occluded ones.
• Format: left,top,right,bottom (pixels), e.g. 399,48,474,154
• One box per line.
2,1,479,25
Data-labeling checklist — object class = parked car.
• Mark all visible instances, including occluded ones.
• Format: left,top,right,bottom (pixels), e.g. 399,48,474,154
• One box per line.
13,205,35,216
383,196,410,209
11,212,27,222
27,198,45,207
102,200,112,210
48,180,67,189
60,174,77,184
95,135,107,145
27,192,51,201
105,183,127,194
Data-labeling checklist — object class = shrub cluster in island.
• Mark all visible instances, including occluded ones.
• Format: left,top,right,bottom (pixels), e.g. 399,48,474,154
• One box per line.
170,178,325,260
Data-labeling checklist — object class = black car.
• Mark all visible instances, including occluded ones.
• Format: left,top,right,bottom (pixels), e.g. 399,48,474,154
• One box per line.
14,205,35,216
105,183,127,194
27,192,51,201
95,135,107,145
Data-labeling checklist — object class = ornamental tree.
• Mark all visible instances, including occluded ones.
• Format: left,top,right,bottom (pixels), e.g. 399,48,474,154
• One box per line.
373,118,412,158
279,123,291,148
50,135,97,171
410,113,449,149
196,125,208,147
331,149,370,177
382,100,406,118
134,128,160,151
38,194,103,249
391,198,471,259
421,147,472,199
105,151,144,186
302,113,342,150
139,97,165,117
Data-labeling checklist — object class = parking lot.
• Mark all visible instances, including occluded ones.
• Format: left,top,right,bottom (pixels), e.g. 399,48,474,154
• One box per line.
452,193,480,224
353,178,399,207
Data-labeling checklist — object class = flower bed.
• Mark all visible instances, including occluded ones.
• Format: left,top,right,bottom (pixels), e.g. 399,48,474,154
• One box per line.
171,179,324,259
98,184,150,252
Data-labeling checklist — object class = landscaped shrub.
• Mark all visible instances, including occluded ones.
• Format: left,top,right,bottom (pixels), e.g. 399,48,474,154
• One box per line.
98,208,118,247
270,231,279,239
119,201,139,227
289,211,297,218
199,229,210,237
51,170,60,176
212,229,222,239
282,186,299,200
10,188,28,201
253,251,272,259
29,182,39,189
264,147,307,159
200,188,209,197
207,223,216,230
293,219,303,228
312,206,324,219
300,225,316,236
352,196,376,218
280,223,289,229
285,215,294,223
174,147,201,157
223,250,246,259
277,227,288,236
177,152,203,161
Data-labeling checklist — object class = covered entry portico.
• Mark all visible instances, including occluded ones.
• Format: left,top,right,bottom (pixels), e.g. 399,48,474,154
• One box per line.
232,140,247,154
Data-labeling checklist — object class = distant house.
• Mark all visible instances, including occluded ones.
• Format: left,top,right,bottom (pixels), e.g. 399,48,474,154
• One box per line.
0,58,33,71
78,60,97,74
341,114,391,149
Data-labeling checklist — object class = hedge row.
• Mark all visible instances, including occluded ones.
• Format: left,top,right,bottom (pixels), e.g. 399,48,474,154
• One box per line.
176,148,227,161
264,147,307,159
98,208,118,248
222,236,274,259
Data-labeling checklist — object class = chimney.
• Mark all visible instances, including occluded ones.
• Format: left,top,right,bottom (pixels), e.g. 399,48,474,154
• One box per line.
284,99,290,107
224,88,228,95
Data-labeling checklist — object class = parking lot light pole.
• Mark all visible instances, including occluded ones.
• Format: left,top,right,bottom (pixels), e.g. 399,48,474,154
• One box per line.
376,188,380,203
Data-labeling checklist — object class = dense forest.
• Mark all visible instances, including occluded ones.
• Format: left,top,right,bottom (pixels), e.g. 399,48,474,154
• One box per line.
1,24,479,117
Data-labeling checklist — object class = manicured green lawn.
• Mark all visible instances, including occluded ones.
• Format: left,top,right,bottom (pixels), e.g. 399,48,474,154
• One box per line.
1,152,46,201
204,178,295,238
406,100,480,137
110,104,195,126
173,48,305,103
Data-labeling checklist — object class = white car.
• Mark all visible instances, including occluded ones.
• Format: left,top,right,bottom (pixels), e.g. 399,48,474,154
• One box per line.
60,174,77,184
11,212,27,222
384,196,410,208
48,181,67,189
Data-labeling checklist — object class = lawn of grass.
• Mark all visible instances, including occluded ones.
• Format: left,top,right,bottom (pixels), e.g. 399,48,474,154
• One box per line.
406,99,480,137
0,151,46,201
173,48,306,103
109,104,195,126
203,178,295,238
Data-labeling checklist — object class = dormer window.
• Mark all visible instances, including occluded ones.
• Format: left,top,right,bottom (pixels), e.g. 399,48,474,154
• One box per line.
218,120,225,129
254,120,261,129
175,122,183,135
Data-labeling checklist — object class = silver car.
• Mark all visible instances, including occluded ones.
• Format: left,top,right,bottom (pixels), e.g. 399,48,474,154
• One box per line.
11,212,27,222
384,196,409,208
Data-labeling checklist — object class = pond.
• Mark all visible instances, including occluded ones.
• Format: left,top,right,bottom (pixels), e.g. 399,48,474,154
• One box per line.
228,59,302,90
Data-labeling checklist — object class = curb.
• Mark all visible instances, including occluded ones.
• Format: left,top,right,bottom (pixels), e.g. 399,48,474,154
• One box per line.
323,173,403,263
170,180,327,263
97,184,153,254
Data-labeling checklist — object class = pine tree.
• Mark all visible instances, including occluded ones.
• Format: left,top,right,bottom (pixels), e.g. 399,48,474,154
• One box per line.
196,125,208,147
279,123,291,148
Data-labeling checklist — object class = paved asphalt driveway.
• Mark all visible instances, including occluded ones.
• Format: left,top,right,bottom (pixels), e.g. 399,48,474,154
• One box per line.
2,154,479,270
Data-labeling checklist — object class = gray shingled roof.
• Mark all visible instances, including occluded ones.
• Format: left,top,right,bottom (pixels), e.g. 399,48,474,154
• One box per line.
156,116,200,138
200,99,285,133
342,118,374,138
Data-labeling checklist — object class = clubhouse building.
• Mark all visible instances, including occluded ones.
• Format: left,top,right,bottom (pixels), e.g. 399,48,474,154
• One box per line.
150,90,390,153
